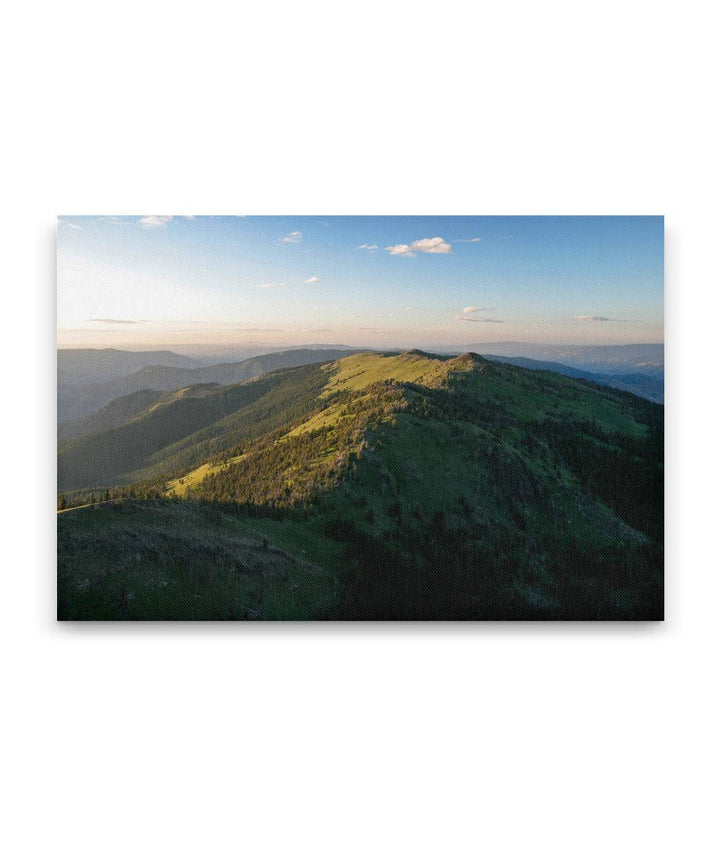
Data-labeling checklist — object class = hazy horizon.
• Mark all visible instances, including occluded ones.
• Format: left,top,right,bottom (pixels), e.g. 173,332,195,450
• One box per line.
56,339,665,356
58,215,664,350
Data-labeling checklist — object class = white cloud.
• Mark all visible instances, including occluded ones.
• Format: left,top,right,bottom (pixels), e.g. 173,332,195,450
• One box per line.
457,315,504,323
386,244,415,257
574,315,611,322
412,237,453,254
139,215,173,230
454,237,481,243
357,243,379,252
385,236,452,257
463,306,495,314
304,275,321,284
258,282,284,289
280,230,303,243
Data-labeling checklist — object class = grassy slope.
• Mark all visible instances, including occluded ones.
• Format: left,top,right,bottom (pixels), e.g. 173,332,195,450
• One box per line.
320,350,451,395
307,358,653,547
130,362,333,483
58,500,340,620
166,455,245,498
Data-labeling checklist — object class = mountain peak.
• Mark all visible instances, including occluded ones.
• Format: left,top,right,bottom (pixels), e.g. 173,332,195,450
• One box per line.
447,352,490,372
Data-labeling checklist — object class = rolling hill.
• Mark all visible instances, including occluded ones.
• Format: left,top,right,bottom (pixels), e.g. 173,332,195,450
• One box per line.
58,350,663,620
58,347,356,425
58,347,201,387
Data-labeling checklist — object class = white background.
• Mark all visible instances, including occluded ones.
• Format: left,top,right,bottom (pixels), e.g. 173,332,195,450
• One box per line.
2,1,718,854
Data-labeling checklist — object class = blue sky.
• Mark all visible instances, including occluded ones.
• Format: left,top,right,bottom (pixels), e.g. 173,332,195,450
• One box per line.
57,215,664,349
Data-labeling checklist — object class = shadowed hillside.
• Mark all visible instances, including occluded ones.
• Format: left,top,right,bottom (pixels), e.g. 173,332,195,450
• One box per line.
58,347,357,424
58,347,200,388
57,362,337,490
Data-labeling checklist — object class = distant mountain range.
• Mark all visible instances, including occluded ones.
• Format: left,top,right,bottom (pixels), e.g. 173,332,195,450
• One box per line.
481,355,664,403
58,347,358,425
459,341,664,375
58,347,200,387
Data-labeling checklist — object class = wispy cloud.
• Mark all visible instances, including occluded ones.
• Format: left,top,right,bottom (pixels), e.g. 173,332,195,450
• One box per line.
280,230,302,244
457,316,504,323
87,318,141,325
357,243,379,252
574,315,617,322
138,215,173,230
386,236,452,257
98,216,130,226
453,237,481,243
258,282,285,289
462,306,495,314
304,275,321,284
58,219,84,231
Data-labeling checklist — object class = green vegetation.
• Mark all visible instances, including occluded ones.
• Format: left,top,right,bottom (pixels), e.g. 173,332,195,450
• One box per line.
58,350,663,620
58,500,340,620
58,347,351,424
57,363,332,491
165,455,245,498
321,350,452,395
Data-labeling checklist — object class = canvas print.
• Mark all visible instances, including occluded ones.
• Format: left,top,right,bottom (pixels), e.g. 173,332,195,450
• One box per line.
57,216,664,620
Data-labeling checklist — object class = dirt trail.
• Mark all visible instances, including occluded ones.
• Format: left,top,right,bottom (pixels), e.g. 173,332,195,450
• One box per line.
57,500,114,515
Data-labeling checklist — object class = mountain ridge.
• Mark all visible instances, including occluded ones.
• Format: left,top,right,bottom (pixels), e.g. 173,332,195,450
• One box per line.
58,347,357,425
58,350,663,620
